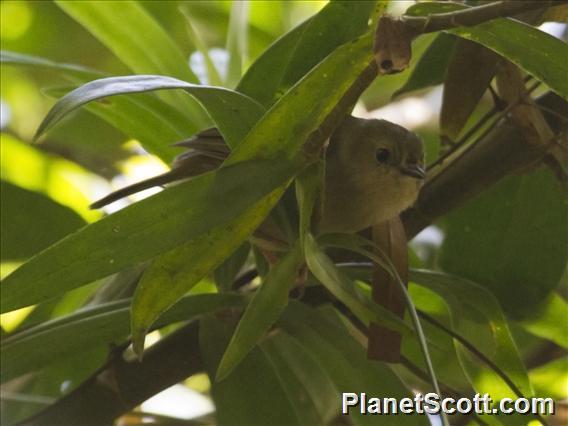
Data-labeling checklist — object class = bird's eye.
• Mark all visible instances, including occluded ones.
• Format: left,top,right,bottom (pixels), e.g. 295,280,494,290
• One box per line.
375,148,391,163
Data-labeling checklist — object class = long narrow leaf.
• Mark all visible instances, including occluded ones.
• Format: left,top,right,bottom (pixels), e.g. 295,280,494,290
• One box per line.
0,50,104,80
34,75,265,149
279,303,427,426
55,0,211,125
2,53,199,161
129,32,378,347
216,242,303,380
1,293,244,383
225,0,249,87
130,185,291,355
304,234,410,334
237,1,377,106
1,160,295,313
44,86,195,163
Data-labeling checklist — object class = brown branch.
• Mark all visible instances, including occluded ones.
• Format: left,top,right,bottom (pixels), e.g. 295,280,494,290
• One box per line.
403,91,567,239
20,322,202,426
403,1,564,35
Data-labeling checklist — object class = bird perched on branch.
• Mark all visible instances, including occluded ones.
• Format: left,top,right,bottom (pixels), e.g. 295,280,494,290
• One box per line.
91,116,425,235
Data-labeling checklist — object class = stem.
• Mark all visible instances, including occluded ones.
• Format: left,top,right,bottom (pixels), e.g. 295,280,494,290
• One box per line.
403,1,562,35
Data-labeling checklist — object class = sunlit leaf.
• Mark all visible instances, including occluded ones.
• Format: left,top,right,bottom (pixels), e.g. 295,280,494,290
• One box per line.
237,1,377,106
54,0,211,126
529,357,568,400
34,75,265,149
1,54,197,163
225,0,249,87
519,293,568,349
179,7,223,86
44,86,193,163
0,50,103,80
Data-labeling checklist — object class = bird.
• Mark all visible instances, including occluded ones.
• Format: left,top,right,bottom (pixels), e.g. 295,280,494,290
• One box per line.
91,116,425,236
92,116,425,363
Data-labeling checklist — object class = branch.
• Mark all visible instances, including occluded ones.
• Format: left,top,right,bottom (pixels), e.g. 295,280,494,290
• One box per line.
21,322,202,426
403,1,564,35
403,92,567,238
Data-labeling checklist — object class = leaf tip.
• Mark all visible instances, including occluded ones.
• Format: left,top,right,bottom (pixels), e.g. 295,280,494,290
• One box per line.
131,329,147,362
214,361,231,383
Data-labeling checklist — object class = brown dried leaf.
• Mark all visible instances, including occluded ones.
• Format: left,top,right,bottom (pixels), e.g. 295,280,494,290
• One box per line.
441,39,499,141
373,15,413,75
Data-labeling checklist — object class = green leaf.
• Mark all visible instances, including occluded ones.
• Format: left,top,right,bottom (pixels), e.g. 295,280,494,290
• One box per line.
406,2,568,101
449,20,568,101
529,357,568,400
439,168,568,318
230,32,374,163
34,75,265,149
237,1,377,106
279,303,428,426
260,331,338,425
295,160,324,252
315,233,446,425
130,188,289,356
216,242,303,381
1,293,244,383
54,0,211,125
2,53,197,163
199,316,302,426
519,293,568,349
131,33,381,340
214,242,251,292
1,181,86,261
179,7,223,86
393,34,456,98
225,0,249,88
1,160,295,313
304,234,410,334
44,86,195,163
0,50,104,80
440,39,498,140
411,269,533,399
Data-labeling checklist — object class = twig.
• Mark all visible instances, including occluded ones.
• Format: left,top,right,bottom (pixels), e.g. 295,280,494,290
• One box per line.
403,1,562,35
403,91,566,238
20,322,202,426
428,80,542,171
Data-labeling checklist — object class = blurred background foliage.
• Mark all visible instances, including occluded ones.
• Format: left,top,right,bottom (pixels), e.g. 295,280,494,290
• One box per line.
1,1,567,425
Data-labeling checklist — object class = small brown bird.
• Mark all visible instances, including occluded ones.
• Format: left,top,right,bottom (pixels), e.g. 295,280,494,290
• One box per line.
91,116,425,235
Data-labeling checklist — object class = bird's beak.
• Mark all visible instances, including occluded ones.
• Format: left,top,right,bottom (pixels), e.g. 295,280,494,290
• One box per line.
399,164,426,179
